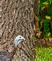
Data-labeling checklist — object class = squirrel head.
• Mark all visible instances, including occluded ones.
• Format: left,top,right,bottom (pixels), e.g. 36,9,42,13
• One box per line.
14,35,25,47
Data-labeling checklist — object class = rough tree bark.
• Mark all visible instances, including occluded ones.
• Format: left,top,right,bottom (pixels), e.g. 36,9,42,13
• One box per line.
34,0,40,31
0,0,37,61
34,0,41,38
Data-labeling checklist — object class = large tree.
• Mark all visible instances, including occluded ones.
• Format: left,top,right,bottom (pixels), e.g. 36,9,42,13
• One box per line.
0,0,39,61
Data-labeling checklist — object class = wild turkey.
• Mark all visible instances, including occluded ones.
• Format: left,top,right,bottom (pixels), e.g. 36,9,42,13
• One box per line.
0,35,25,61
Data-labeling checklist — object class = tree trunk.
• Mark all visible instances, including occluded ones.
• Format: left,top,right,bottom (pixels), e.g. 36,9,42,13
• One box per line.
0,0,36,61
34,0,40,33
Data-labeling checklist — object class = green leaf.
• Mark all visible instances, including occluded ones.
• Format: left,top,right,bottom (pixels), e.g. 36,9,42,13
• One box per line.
44,19,51,38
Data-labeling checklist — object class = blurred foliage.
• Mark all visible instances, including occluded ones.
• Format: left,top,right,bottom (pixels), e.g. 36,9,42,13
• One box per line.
35,47,52,61
39,0,52,38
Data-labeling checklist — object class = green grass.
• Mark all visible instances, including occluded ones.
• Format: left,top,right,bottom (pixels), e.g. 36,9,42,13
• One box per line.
35,47,52,61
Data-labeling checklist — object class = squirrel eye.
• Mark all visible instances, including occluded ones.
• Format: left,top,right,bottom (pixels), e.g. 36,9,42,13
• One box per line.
19,37,21,38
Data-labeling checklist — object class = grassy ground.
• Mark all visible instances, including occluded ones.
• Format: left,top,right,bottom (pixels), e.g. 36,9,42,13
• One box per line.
35,47,52,61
